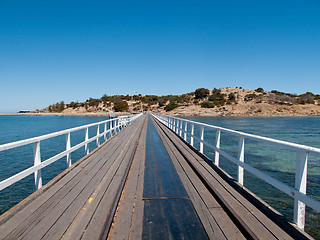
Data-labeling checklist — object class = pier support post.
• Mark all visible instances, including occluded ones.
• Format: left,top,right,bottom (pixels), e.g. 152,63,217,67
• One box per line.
294,151,308,230
33,141,42,190
66,132,71,167
237,136,245,186
215,130,221,166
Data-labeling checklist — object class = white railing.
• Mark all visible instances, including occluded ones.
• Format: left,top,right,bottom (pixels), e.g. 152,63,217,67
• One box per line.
0,113,143,192
152,113,320,230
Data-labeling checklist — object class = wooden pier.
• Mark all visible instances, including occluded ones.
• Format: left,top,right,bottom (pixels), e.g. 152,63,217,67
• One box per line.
0,114,313,239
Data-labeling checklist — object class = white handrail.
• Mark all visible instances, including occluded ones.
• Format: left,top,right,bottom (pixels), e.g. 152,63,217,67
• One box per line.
0,113,143,192
152,113,320,231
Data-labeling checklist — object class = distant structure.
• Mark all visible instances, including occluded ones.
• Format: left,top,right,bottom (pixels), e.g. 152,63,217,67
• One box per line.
17,110,31,113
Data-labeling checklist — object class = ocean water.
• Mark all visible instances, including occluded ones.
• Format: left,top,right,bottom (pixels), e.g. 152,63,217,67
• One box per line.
0,115,319,238
183,116,320,238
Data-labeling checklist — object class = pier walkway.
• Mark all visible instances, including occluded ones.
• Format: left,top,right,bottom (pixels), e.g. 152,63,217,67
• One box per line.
0,114,312,239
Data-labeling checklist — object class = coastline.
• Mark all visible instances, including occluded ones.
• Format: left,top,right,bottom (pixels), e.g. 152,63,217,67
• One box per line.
1,111,319,117
0,112,131,117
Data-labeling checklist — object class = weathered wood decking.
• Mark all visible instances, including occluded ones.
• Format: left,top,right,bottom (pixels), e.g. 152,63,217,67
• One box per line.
0,114,312,239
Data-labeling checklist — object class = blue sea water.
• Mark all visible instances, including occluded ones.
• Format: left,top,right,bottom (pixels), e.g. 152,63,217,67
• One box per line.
0,115,319,237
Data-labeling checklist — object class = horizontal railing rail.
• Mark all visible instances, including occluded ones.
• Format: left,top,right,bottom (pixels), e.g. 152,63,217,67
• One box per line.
152,113,320,231
0,113,143,192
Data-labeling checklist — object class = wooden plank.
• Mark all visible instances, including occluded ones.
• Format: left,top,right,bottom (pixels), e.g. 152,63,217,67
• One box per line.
40,118,145,240
141,116,208,240
43,125,141,240
143,117,189,199
154,117,296,240
157,130,226,239
61,118,145,240
108,116,148,240
128,118,147,240
80,130,142,240
153,117,245,240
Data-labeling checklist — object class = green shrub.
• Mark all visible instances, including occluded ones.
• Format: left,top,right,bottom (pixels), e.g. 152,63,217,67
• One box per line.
158,98,166,107
208,92,226,106
201,101,215,108
271,90,285,96
228,92,236,101
113,100,129,112
88,98,101,107
194,88,210,99
255,87,264,93
244,93,258,101
164,101,179,111
208,93,225,101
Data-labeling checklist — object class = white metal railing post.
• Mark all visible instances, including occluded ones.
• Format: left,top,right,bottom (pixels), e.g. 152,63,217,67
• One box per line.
104,122,107,141
176,119,179,134
191,123,194,146
294,151,308,229
173,119,176,132
66,132,71,167
177,119,179,134
184,122,187,141
215,129,221,166
85,127,89,154
33,141,42,190
200,126,204,153
116,119,120,133
238,136,245,185
96,125,100,147
110,119,113,137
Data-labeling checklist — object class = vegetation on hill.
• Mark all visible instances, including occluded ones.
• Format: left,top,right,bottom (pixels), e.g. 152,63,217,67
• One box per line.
41,87,320,116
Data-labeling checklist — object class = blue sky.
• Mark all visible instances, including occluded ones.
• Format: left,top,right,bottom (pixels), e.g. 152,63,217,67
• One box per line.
0,0,319,112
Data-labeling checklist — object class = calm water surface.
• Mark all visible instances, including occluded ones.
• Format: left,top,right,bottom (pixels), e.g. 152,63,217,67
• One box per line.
0,115,319,238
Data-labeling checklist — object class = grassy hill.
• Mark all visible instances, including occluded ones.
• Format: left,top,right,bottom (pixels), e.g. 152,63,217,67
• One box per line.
36,87,320,117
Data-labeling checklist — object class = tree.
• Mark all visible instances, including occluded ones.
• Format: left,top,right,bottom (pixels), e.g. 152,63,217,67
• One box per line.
113,100,129,112
228,92,236,101
164,101,179,111
201,101,215,108
255,88,264,93
194,88,209,99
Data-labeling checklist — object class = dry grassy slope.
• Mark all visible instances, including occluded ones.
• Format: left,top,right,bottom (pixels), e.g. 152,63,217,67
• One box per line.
38,88,320,117
155,88,320,117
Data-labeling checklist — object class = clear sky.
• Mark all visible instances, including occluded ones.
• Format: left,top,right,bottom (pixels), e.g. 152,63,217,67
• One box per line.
0,0,319,112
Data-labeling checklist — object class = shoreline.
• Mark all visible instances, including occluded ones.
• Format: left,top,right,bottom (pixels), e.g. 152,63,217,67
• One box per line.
1,112,319,117
0,112,130,117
